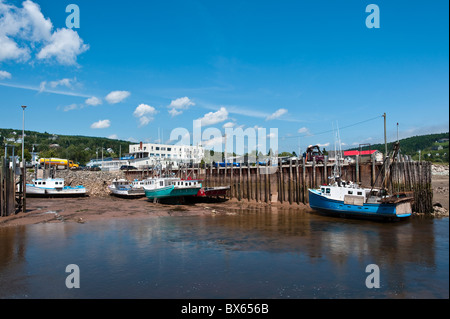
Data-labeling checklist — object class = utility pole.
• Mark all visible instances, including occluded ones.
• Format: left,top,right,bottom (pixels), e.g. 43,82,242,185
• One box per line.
396,122,399,143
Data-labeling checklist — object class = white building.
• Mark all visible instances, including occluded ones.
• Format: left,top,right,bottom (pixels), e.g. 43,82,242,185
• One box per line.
86,142,205,171
129,142,204,163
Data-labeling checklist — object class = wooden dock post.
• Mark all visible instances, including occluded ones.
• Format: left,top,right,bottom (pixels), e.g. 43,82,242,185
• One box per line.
288,159,293,205
312,157,316,189
356,155,360,184
247,166,251,200
255,162,259,202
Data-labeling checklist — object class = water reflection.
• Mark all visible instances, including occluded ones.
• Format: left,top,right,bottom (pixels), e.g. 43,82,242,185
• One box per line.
0,209,448,299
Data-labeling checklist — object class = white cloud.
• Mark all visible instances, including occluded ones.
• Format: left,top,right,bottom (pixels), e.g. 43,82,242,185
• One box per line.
168,108,183,117
266,108,288,121
0,70,11,79
22,0,53,41
202,135,224,147
133,104,158,127
133,104,157,117
108,134,118,140
222,122,236,128
138,116,152,127
37,28,89,65
198,107,228,126
49,77,74,88
169,96,195,109
0,34,29,61
105,90,130,104
63,103,78,111
85,96,102,106
38,81,46,92
317,143,330,147
168,96,194,117
90,119,110,129
298,127,312,136
0,1,88,65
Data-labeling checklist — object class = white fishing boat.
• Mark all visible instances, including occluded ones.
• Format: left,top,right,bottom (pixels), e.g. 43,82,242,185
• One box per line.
108,178,147,198
26,178,87,196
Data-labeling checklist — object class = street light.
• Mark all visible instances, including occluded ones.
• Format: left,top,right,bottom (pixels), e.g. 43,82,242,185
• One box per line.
21,105,27,167
21,105,27,213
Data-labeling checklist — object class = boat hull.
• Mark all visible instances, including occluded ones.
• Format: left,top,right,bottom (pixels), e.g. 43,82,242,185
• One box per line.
171,186,202,197
26,184,46,195
26,185,87,197
196,186,230,197
308,189,411,219
145,185,175,199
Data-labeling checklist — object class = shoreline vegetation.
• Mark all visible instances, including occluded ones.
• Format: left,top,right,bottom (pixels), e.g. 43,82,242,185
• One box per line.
1,165,448,228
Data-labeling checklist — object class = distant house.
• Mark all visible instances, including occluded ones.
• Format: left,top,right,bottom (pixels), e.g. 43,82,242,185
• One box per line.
343,150,383,163
437,138,449,143
49,144,60,148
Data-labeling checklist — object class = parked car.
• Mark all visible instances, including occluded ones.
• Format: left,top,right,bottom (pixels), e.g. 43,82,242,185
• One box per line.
120,165,137,170
90,165,101,171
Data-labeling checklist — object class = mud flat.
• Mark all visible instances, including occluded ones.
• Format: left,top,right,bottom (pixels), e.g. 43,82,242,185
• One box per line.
430,171,449,218
0,195,312,228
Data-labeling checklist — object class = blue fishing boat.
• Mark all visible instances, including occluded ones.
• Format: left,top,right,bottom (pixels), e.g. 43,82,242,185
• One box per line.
308,131,413,220
308,182,413,220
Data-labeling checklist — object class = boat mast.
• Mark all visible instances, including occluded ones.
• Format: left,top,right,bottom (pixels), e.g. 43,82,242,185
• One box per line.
332,122,342,181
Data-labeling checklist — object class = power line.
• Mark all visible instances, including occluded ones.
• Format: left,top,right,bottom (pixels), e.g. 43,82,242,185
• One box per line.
282,114,383,139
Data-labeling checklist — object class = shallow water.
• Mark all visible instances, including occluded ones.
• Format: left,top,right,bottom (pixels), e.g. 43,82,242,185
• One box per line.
0,208,448,299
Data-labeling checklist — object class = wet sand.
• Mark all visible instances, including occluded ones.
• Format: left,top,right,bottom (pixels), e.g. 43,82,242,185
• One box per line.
432,175,449,210
1,174,447,227
0,195,311,228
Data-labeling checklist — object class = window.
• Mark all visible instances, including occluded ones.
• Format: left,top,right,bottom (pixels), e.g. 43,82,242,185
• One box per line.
156,147,160,151
326,188,330,194
357,191,363,196
321,188,325,193
167,148,171,151
348,191,353,194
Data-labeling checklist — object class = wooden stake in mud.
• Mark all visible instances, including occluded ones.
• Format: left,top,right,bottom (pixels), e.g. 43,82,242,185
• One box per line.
289,159,293,205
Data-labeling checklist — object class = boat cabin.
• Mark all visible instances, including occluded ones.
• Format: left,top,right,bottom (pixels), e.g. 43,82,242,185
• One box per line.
32,178,65,189
320,184,368,202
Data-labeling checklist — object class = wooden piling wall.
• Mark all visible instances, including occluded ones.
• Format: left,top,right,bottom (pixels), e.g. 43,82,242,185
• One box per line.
0,158,16,217
125,159,434,213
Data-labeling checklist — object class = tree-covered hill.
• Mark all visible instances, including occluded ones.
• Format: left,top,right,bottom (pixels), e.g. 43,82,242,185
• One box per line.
1,128,131,165
348,132,449,163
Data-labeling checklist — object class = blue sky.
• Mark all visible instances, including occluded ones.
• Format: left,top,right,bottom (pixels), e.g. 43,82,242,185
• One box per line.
0,0,448,154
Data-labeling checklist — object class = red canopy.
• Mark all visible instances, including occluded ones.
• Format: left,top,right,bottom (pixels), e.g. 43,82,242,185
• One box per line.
344,150,378,156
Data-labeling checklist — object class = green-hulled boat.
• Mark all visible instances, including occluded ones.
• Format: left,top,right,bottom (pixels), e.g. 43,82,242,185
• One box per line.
143,177,201,200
